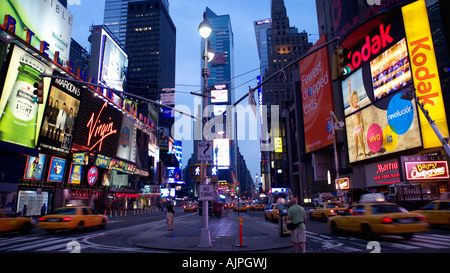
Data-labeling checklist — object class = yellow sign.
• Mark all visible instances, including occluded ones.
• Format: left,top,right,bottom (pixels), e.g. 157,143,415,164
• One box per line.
402,0,449,149
274,137,283,153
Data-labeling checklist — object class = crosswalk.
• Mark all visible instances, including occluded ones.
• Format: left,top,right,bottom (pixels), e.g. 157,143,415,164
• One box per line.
0,236,78,252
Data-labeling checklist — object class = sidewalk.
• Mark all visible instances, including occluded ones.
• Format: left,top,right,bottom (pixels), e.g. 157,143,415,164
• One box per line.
128,210,292,252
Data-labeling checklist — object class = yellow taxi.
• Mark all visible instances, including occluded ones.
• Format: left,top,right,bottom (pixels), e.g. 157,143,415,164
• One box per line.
264,203,289,221
233,202,248,212
184,202,198,212
411,199,450,225
328,194,428,240
38,206,108,232
250,201,265,211
0,210,33,233
309,201,348,221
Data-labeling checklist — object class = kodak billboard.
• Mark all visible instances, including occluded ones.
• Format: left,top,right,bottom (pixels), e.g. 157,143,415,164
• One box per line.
402,0,449,149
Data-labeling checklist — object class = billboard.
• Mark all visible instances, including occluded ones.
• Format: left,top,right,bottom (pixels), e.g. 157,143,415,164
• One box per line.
299,35,334,153
47,156,66,182
402,0,449,149
211,85,229,103
213,138,230,169
345,92,421,163
0,45,53,149
100,33,128,91
38,74,82,156
0,0,73,63
23,154,47,180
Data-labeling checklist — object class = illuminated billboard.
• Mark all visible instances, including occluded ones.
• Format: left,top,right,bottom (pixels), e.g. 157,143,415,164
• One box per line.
211,85,229,103
345,92,421,163
23,154,47,180
299,35,334,152
213,138,230,169
0,0,73,63
0,45,53,149
402,0,449,149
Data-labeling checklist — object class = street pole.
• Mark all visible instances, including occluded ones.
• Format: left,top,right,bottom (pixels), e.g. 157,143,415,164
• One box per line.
198,12,212,247
331,111,343,203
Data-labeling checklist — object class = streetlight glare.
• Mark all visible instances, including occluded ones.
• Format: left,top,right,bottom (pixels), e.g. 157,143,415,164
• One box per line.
198,13,212,38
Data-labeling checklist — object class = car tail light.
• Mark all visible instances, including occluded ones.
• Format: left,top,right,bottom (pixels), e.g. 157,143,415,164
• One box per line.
276,210,279,214
38,217,46,222
418,216,426,222
62,217,72,222
381,217,393,224
329,209,335,214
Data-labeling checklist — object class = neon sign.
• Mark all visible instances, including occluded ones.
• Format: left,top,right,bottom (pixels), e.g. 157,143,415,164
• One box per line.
86,101,117,151
405,161,449,180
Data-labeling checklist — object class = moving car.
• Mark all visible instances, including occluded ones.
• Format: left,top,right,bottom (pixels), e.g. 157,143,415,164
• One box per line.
0,210,33,233
233,202,248,212
309,201,348,221
328,198,428,240
184,202,198,212
411,198,450,225
265,203,289,221
38,206,108,232
250,201,265,211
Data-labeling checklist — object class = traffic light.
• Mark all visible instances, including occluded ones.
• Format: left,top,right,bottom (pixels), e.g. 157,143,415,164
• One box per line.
332,47,351,80
33,81,44,104
206,165,218,177
189,165,202,177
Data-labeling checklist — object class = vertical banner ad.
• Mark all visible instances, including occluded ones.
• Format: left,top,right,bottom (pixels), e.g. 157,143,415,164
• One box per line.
402,0,449,149
299,35,334,153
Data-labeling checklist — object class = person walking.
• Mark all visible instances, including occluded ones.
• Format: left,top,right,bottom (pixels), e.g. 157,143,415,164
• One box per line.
165,202,175,231
287,198,307,253
40,203,47,216
22,204,27,217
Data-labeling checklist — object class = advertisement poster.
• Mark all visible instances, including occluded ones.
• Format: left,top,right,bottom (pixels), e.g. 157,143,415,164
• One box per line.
100,33,128,91
68,164,83,184
345,92,422,163
117,115,136,162
299,35,334,153
0,0,73,63
213,138,230,169
402,0,449,148
0,45,52,149
38,74,81,156
47,156,66,182
23,154,47,180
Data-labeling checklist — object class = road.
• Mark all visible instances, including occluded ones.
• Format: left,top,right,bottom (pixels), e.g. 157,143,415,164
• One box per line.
0,206,449,254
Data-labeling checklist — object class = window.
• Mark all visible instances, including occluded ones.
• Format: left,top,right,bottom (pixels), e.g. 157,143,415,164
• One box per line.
438,202,449,211
82,208,93,215
371,204,407,214
352,205,366,215
423,202,437,210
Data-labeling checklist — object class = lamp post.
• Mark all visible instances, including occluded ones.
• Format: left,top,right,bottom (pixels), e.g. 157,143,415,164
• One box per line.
330,111,345,203
198,12,213,248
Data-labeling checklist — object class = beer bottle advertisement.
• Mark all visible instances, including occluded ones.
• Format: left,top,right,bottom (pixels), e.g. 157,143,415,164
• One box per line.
0,45,52,148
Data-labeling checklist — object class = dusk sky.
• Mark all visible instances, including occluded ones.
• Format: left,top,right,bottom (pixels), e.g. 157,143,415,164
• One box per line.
68,0,320,181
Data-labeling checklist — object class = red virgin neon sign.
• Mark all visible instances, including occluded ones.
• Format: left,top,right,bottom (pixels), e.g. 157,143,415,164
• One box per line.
86,101,117,151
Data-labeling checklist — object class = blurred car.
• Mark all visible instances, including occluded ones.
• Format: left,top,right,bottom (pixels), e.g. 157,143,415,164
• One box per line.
250,201,265,211
184,202,198,212
411,199,450,225
38,206,108,232
233,202,248,212
0,210,33,234
328,201,428,240
265,203,289,221
309,201,348,221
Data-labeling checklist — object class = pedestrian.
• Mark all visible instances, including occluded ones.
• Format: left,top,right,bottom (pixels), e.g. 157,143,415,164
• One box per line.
287,198,307,253
22,204,27,217
165,202,175,231
40,203,47,216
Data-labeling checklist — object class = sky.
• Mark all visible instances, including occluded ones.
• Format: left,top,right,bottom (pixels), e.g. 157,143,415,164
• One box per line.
67,0,319,183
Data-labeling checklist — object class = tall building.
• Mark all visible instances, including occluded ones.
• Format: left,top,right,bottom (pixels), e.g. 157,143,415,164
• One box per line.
258,0,312,192
254,18,272,79
125,0,176,101
104,0,169,46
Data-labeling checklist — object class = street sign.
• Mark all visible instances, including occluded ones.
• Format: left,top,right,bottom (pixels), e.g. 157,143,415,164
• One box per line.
197,141,213,161
189,165,202,177
199,184,214,201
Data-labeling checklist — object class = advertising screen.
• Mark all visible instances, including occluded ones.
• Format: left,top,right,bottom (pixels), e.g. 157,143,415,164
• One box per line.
402,0,449,149
38,74,82,156
136,129,149,171
213,138,230,169
299,35,334,152
117,115,135,162
370,38,412,100
47,156,66,182
23,154,47,180
345,92,421,163
0,45,52,149
211,86,228,103
100,33,128,91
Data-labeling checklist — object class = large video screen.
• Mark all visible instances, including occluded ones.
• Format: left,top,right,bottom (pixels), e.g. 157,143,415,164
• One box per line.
370,38,412,100
100,31,128,91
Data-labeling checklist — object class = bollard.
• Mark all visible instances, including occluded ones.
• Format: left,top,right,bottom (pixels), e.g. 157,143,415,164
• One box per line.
235,216,246,247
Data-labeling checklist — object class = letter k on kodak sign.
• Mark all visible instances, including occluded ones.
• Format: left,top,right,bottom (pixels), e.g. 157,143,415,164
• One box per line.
402,0,449,149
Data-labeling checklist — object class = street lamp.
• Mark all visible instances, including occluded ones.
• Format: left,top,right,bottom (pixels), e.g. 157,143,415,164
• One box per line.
330,111,344,203
198,12,213,248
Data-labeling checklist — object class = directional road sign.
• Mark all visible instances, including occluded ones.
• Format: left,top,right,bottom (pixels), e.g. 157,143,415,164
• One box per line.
197,141,213,161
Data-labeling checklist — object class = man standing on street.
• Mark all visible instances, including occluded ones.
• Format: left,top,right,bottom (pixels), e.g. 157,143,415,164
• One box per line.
287,198,307,253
